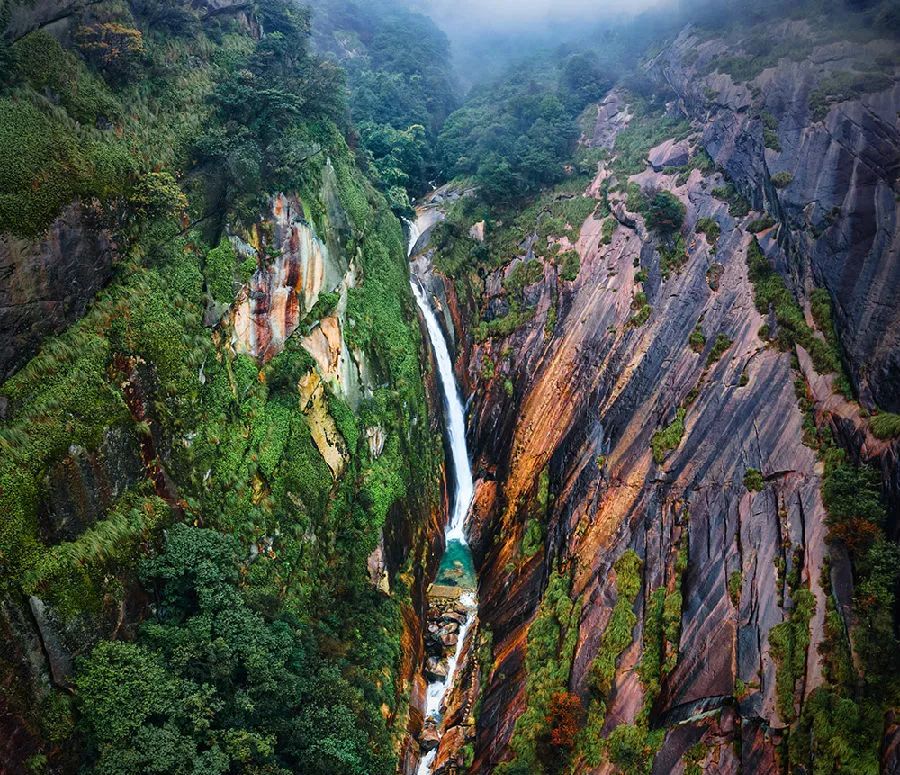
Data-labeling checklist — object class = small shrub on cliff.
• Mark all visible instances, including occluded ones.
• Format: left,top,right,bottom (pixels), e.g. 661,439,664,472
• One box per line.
711,183,750,218
651,408,686,464
744,468,765,492
606,723,662,775
705,333,733,366
689,325,706,353
659,233,688,278
747,214,775,233
695,216,720,246
728,571,743,606
771,171,794,189
870,412,900,439
629,302,652,328
601,217,617,245
644,190,686,235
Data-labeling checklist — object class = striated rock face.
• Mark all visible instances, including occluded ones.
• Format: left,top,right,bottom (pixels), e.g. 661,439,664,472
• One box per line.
228,192,376,407
231,194,340,359
651,22,900,411
418,24,899,770
0,204,114,382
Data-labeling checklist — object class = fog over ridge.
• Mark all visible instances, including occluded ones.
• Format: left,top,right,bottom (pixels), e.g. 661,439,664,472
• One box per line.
414,0,676,30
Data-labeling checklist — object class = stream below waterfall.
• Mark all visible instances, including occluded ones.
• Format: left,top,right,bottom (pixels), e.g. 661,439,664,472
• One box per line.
407,221,478,775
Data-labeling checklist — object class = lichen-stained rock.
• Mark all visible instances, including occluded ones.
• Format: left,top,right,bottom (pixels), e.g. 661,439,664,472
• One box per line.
228,194,375,407
297,369,346,478
231,195,340,361
0,203,113,382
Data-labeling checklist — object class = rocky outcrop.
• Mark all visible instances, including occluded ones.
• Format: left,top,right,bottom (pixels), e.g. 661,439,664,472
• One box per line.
0,203,114,382
651,22,900,411
419,24,899,767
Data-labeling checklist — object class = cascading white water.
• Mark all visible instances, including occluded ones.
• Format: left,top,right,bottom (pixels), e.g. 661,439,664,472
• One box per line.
409,281,474,542
407,220,477,775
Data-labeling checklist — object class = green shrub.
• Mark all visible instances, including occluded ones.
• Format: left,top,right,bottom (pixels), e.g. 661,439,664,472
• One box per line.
644,190,686,235
651,408,686,464
559,250,581,282
522,518,543,557
695,216,720,246
606,723,662,775
711,183,750,218
705,333,733,366
743,468,765,491
728,570,742,606
13,31,121,125
689,325,706,353
601,217,617,245
629,302,652,328
870,412,900,439
505,259,544,294
659,234,688,278
748,214,775,233
771,171,794,189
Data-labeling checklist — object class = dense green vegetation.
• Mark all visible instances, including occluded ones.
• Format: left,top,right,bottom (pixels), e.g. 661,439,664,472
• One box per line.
436,51,612,203
0,1,440,771
312,0,458,212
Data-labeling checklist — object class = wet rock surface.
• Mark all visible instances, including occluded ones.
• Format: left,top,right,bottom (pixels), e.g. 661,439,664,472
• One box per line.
0,203,114,382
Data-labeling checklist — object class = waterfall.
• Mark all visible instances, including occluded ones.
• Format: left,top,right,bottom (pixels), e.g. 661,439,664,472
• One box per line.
407,220,477,775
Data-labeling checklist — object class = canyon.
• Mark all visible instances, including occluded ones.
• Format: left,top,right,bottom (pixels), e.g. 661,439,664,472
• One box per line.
404,17,900,775
0,2,898,775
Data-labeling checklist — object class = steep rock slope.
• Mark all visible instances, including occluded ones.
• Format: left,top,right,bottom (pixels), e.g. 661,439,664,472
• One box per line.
417,19,899,775
653,20,900,412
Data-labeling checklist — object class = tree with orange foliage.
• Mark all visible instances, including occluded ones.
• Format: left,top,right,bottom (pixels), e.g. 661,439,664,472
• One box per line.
546,691,582,749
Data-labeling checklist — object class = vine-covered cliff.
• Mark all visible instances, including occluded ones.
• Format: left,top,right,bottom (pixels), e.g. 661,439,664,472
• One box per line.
0,1,453,773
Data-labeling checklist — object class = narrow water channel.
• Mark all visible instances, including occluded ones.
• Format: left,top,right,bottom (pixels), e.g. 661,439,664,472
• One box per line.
407,222,478,775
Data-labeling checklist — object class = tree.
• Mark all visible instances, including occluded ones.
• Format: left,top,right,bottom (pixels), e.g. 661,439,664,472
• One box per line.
76,525,396,775
644,190,686,235
560,52,612,112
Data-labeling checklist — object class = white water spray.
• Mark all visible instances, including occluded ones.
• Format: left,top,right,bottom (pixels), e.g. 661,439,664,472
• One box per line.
407,219,477,775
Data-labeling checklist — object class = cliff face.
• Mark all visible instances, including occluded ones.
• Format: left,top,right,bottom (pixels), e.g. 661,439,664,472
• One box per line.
0,204,113,382
0,0,448,769
654,22,900,411
416,19,899,774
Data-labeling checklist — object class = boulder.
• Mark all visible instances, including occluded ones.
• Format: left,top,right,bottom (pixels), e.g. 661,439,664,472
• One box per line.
648,138,690,171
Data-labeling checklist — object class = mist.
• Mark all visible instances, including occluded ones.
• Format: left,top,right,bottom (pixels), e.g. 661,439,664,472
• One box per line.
409,0,681,89
415,0,675,31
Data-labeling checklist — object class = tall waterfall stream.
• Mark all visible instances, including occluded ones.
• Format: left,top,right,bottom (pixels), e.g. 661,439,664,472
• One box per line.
407,221,478,775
